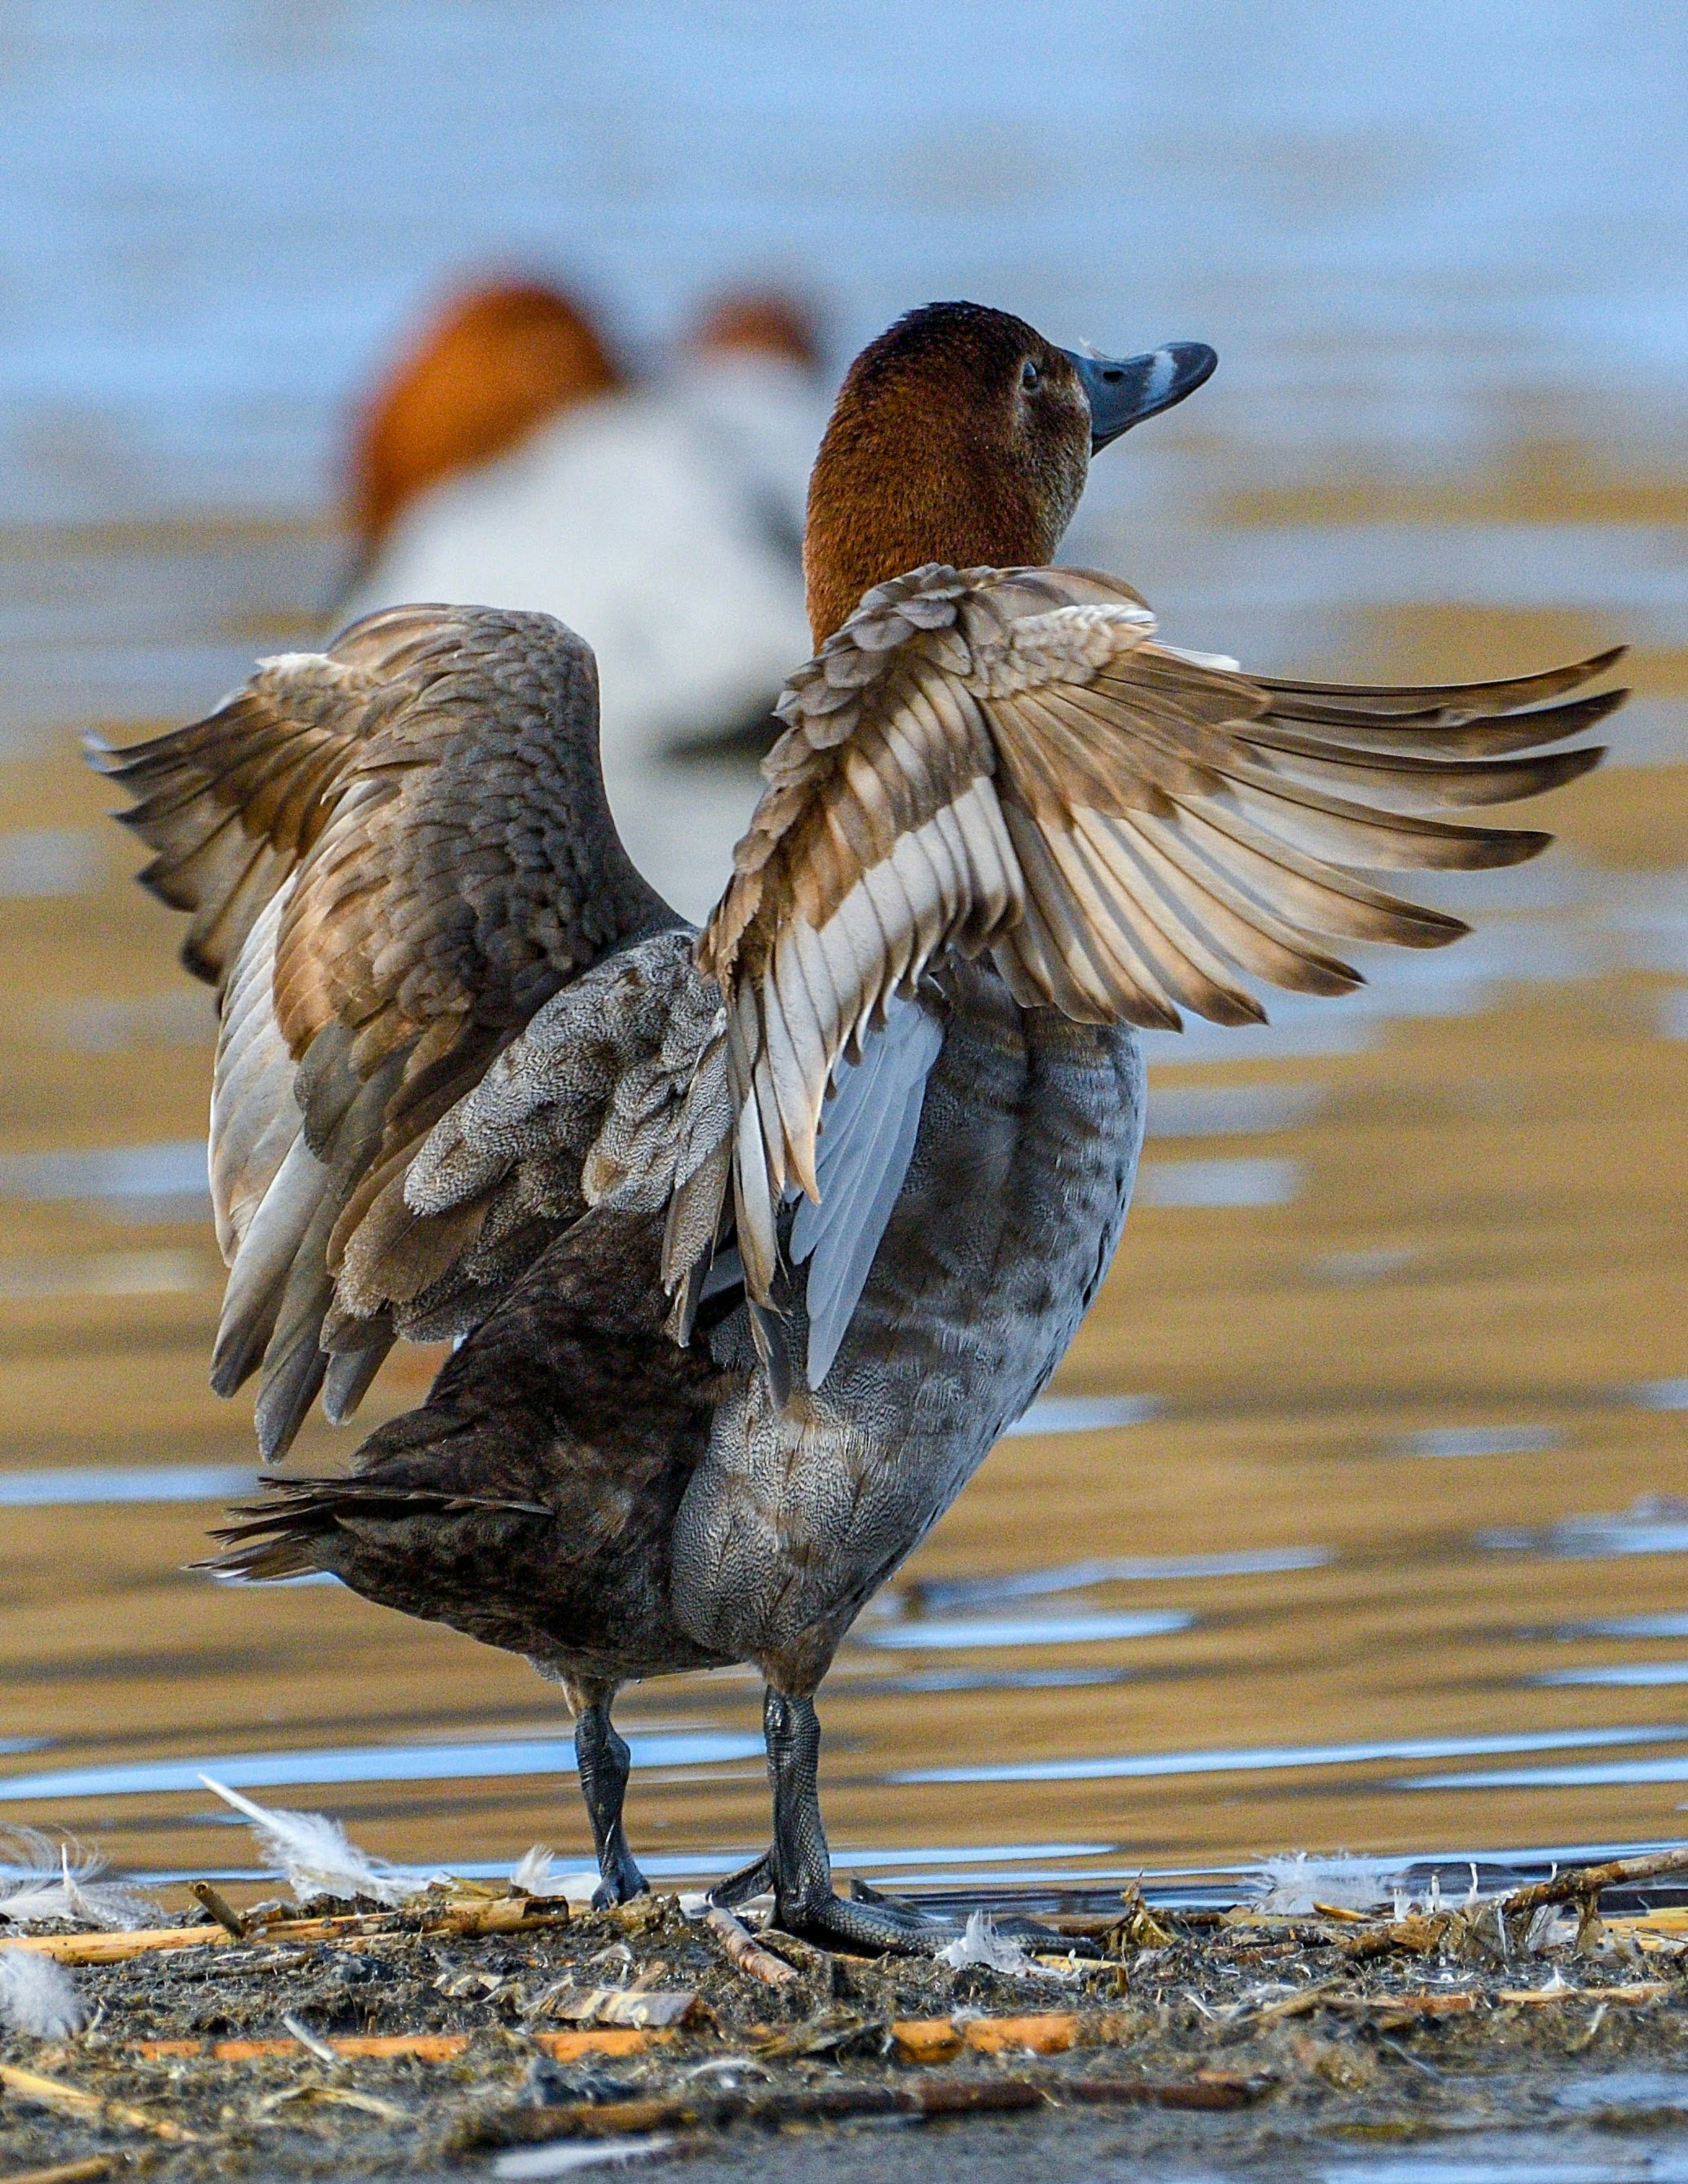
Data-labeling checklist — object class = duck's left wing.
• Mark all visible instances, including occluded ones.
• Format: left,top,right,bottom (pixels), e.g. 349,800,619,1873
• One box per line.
684,562,1622,1305
96,605,678,1457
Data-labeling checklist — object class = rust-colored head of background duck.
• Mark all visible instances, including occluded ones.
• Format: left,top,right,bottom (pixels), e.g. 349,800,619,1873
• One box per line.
349,281,624,553
803,300,1215,644
687,290,822,374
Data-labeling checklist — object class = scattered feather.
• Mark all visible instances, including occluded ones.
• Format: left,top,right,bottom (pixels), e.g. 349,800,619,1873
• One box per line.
1255,1853,1402,1916
494,2135,677,2180
1256,1852,1499,1919
200,1776,437,1906
512,1843,559,1894
0,1826,159,1930
936,1910,1037,1976
511,1846,600,1905
0,1944,88,2036
1526,1904,1581,1954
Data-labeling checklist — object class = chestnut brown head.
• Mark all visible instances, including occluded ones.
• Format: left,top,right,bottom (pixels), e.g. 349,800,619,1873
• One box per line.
803,301,1214,644
349,281,623,552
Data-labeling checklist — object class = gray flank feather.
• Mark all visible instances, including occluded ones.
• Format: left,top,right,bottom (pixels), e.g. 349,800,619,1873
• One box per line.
698,1241,745,1304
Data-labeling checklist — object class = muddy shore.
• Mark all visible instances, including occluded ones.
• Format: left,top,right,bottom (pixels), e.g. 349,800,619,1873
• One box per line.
4,1859,1688,2181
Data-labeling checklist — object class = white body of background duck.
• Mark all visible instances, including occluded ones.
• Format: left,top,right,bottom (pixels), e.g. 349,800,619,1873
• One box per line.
342,286,829,919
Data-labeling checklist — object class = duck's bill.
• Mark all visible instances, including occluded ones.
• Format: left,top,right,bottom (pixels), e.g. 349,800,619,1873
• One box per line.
1063,342,1217,452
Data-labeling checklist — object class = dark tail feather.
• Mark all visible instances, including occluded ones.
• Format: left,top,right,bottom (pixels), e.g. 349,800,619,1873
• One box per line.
198,1475,552,1583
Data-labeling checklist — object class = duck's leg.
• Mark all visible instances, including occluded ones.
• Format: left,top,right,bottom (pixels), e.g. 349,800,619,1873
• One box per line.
571,1685,648,1907
760,1686,938,1953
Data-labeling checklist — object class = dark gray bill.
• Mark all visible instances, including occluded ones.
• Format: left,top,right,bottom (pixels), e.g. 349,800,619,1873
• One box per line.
1062,342,1217,452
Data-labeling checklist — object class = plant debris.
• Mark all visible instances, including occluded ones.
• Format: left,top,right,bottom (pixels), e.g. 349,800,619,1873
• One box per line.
0,1831,1686,2177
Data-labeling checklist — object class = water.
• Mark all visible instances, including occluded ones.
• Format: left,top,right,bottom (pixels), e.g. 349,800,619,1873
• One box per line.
0,2,1685,1914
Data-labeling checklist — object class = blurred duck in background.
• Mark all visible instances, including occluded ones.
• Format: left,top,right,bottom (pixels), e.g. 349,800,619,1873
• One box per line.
346,281,626,566
341,280,829,918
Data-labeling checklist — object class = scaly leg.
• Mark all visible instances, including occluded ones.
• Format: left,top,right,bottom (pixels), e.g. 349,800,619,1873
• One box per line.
574,1694,647,1907
761,1686,938,1953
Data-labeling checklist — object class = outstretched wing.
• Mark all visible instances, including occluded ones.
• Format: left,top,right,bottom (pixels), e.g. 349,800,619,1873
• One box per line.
687,562,1622,1301
95,604,677,1457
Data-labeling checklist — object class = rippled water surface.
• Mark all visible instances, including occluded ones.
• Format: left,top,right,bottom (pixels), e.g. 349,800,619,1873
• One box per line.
0,3,1684,1906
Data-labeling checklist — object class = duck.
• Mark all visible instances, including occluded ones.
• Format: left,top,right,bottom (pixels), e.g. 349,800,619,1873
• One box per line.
346,280,627,572
94,301,1625,1950
341,282,831,920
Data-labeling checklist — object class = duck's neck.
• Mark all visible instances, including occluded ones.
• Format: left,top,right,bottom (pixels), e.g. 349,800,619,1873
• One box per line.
803,403,1082,645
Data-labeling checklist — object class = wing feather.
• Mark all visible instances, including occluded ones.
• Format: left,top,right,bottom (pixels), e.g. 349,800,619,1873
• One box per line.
99,605,678,1457
685,563,1620,1312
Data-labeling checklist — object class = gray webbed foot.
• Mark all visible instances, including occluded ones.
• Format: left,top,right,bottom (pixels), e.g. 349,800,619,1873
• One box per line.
776,1885,942,1955
574,1698,649,1908
760,1687,945,1956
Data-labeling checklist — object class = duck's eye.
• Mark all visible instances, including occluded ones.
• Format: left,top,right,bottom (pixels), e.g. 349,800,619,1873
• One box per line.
1020,359,1040,392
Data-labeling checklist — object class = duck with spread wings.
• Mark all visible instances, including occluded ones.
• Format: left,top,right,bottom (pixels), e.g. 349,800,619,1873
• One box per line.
94,301,1624,1950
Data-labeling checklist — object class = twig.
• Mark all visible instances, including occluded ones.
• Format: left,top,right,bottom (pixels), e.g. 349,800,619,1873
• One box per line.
1334,1990,1479,2022
188,1882,247,1938
135,2031,474,2063
1062,2071,1274,2112
449,2076,1050,2151
702,1906,798,1989
129,2028,675,2065
0,2160,122,2184
5,1894,571,1966
451,2064,1273,2154
281,2013,339,2064
1251,1980,1347,2022
959,2013,1079,2055
1568,2000,1610,2053
257,2083,410,2123
1376,2035,1443,2081
0,2064,197,2144
1500,1844,1688,1918
1497,1980,1667,2008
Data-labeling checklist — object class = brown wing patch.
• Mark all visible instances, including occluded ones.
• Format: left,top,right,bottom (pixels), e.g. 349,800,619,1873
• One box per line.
98,605,679,1459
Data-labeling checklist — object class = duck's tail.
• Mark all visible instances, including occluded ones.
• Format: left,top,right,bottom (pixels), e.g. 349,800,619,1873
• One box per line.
198,1476,552,1584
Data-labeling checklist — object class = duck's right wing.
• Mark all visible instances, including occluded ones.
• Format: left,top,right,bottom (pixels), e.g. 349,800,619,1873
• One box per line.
681,561,1623,1308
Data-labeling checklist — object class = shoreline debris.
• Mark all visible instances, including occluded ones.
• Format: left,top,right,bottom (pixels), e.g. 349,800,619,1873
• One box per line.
0,1814,1686,2177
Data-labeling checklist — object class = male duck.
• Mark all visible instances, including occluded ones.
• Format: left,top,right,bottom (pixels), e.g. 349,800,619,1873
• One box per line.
97,302,1623,1950
343,282,829,919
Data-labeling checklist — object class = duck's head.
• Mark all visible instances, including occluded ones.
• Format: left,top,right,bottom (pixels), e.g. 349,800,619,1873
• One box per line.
349,280,623,552
804,300,1215,644
688,290,823,374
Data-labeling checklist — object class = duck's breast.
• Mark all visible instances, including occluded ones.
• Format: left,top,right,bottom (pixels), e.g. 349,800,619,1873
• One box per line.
670,959,1145,1692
